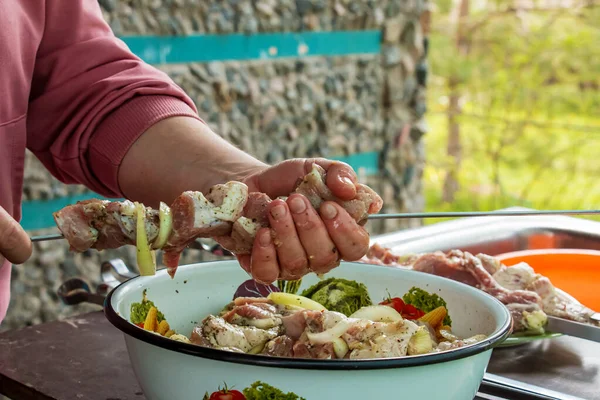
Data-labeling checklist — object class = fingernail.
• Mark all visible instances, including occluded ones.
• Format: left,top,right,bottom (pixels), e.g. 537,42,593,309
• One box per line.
270,204,286,220
289,197,306,214
341,176,354,186
321,203,338,220
259,230,271,247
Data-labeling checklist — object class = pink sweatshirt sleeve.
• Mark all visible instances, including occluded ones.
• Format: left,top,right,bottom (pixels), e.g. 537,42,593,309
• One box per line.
26,1,202,198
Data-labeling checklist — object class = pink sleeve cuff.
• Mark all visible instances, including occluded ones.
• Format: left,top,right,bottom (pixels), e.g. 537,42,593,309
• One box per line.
89,95,202,197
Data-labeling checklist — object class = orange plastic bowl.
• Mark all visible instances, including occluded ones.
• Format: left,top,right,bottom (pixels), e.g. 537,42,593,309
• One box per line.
495,249,600,311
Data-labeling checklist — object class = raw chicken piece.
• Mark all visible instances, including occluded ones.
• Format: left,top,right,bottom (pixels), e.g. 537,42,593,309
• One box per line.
342,319,419,359
292,338,335,359
436,334,487,352
292,309,351,359
216,164,384,254
262,335,295,357
221,302,282,330
364,243,419,266
214,192,272,254
493,262,537,290
162,182,249,276
294,164,383,225
195,315,279,353
291,310,340,359
53,199,160,252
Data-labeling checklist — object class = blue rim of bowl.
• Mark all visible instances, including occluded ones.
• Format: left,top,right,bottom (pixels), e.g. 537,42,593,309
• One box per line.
104,262,513,370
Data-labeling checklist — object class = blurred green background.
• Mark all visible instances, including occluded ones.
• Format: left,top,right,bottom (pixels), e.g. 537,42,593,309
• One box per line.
423,0,600,223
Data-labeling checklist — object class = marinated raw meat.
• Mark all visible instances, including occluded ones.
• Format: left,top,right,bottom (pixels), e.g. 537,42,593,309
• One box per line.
161,182,249,276
294,165,382,225
221,303,282,330
360,244,600,331
134,282,489,360
53,163,383,278
261,335,295,357
342,319,419,359
186,299,473,360
53,199,159,252
195,315,280,353
216,165,383,253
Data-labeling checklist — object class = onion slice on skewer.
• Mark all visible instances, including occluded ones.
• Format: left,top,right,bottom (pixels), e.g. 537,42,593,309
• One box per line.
152,202,172,250
135,202,157,276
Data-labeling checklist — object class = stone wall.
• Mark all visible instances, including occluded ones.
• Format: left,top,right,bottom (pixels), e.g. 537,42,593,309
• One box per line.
3,0,431,331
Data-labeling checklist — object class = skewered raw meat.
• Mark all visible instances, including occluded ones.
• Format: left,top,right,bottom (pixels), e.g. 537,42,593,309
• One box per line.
294,165,382,225
52,198,159,252
52,164,383,278
360,244,600,332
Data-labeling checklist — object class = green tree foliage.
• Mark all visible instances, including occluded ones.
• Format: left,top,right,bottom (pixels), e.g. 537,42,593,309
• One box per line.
424,0,600,222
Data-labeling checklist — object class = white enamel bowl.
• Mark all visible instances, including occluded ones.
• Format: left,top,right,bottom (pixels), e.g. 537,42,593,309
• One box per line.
105,260,512,400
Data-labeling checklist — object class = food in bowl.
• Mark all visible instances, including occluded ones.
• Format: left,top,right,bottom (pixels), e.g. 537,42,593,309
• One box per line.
361,244,600,335
51,163,382,278
129,276,488,360
105,260,511,400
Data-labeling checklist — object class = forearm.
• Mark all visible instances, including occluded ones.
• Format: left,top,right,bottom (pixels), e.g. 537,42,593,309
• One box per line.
118,116,267,207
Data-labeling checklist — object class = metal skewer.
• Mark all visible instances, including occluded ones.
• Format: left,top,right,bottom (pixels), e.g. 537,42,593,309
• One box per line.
29,209,600,243
31,233,64,242
366,209,600,220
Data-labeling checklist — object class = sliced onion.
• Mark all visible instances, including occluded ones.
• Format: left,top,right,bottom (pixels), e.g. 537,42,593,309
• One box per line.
332,337,349,359
247,343,266,355
306,319,352,344
135,202,156,276
152,202,172,250
267,292,326,311
350,305,403,323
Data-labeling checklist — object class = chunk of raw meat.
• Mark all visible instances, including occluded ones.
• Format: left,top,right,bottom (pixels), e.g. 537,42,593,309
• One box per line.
197,315,279,353
360,244,600,331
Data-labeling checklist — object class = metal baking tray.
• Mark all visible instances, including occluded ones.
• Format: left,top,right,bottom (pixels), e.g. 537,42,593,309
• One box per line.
371,206,600,256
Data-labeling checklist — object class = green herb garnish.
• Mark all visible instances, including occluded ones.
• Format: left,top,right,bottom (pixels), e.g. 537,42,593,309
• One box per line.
402,287,452,326
243,381,305,400
129,289,165,324
300,278,372,316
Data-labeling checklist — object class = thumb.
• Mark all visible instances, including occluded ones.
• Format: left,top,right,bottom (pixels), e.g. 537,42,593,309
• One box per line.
0,206,32,264
248,158,358,200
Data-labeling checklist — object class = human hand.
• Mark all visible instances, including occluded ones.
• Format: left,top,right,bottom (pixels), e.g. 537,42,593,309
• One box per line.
222,158,378,283
0,206,32,265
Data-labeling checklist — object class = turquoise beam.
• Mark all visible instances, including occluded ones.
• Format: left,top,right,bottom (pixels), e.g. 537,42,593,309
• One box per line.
20,194,122,231
330,151,380,176
121,30,382,64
